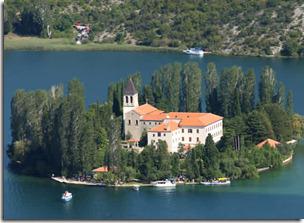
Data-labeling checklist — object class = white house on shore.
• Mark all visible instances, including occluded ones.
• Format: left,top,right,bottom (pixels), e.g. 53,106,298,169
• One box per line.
123,79,224,153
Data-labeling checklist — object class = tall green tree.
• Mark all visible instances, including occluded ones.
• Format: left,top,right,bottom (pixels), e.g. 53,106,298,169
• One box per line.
259,66,276,104
242,69,256,113
105,116,122,171
151,63,182,111
246,110,274,144
205,62,219,113
273,81,286,106
167,63,182,111
143,85,155,105
286,90,294,114
181,62,202,112
219,66,244,117
203,134,221,179
263,104,293,141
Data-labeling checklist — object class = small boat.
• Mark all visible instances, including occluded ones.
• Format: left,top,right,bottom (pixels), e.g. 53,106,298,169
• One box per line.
201,177,231,186
61,191,72,201
183,47,204,56
133,185,140,191
152,179,176,187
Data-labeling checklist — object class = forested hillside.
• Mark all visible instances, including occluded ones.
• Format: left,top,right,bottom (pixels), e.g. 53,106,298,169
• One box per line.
4,0,304,57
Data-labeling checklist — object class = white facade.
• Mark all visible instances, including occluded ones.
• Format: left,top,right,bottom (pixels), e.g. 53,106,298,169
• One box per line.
147,120,223,153
148,128,181,153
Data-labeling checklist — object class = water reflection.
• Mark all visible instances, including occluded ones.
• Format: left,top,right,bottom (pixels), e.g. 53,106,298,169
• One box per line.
62,199,73,211
153,187,176,194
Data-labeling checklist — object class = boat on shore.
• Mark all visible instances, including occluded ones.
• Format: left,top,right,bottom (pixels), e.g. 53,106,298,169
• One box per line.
201,177,231,186
61,191,72,201
152,179,176,187
183,47,205,56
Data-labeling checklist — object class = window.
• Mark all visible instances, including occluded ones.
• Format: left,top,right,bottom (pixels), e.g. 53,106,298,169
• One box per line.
182,137,184,141
128,120,131,125
164,133,166,136
158,132,161,137
197,137,199,142
149,122,151,125
188,129,192,133
136,120,138,126
196,129,199,133
153,134,155,137
189,137,192,142
130,96,133,103
144,122,146,125
182,129,184,133
126,96,129,103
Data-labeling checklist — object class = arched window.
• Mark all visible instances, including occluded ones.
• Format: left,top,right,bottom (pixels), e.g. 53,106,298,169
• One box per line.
126,96,129,103
130,96,133,103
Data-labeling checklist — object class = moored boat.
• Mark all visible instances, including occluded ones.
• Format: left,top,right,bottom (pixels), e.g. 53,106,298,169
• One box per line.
200,177,231,186
61,191,73,201
183,47,204,56
133,185,140,191
152,179,176,187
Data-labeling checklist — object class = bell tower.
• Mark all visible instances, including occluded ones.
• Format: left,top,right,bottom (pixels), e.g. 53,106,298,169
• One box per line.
123,78,139,120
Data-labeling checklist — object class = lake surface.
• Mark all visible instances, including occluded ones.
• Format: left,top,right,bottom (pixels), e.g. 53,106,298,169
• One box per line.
3,51,304,219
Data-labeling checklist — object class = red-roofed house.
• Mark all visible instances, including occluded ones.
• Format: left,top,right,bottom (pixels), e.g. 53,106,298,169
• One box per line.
92,166,108,173
256,138,281,149
123,79,224,153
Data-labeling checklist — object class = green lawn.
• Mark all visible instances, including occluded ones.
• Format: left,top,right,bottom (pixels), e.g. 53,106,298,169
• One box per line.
4,36,181,53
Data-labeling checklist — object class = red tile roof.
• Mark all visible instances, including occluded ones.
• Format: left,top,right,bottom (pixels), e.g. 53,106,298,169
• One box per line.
168,112,223,127
149,120,179,132
92,166,108,173
142,110,167,120
127,138,140,143
133,104,223,129
256,138,280,149
134,103,160,116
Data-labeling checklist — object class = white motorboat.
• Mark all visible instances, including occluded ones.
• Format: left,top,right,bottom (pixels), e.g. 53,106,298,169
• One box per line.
152,179,176,187
133,185,140,191
201,177,231,186
61,191,73,201
183,47,204,56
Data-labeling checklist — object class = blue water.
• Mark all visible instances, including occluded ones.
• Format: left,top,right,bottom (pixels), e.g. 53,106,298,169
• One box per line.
3,51,304,219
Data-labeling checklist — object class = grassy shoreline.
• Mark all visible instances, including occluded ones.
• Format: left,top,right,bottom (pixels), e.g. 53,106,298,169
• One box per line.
4,36,181,53
4,36,300,59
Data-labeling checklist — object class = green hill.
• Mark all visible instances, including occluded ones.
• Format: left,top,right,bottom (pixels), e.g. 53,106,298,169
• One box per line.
4,0,304,57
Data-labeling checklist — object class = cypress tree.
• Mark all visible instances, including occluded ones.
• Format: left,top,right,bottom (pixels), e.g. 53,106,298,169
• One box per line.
219,66,244,117
181,62,202,112
286,90,293,114
143,85,155,105
167,63,181,111
259,66,276,105
203,134,221,179
273,81,286,106
205,62,219,113
242,69,256,113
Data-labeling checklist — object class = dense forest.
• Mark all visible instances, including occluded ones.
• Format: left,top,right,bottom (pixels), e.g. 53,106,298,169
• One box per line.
4,0,304,57
8,62,304,184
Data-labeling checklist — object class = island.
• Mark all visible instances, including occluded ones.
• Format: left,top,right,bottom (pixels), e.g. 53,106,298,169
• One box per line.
7,62,304,186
